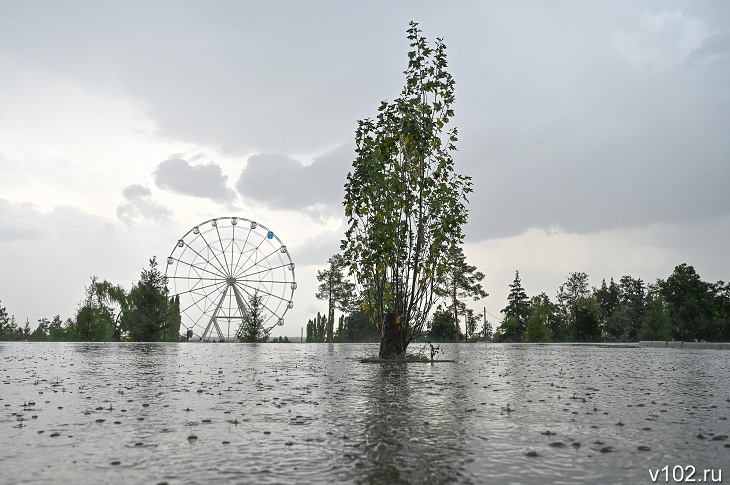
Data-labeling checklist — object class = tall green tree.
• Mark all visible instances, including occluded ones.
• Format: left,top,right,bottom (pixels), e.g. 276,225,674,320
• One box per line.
594,278,620,337
315,254,355,343
557,272,590,341
237,291,269,343
618,276,646,341
437,245,488,341
124,257,169,342
501,270,530,340
342,22,472,358
658,263,714,341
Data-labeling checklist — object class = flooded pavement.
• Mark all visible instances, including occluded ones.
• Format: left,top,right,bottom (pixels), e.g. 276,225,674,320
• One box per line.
1,342,728,484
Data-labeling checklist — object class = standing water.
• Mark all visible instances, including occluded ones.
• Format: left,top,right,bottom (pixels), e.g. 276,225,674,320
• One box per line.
1,342,728,484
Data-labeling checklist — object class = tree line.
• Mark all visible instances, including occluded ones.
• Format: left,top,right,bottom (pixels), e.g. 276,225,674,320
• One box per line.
493,263,730,343
0,257,182,342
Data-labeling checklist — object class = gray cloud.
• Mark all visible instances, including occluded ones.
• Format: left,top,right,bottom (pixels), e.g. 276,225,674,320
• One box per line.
2,2,729,242
455,6,730,241
0,198,49,241
154,158,237,203
236,143,353,218
290,229,344,267
116,184,172,225
0,199,163,329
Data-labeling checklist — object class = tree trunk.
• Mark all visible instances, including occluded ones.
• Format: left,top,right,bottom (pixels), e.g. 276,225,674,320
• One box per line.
379,312,407,358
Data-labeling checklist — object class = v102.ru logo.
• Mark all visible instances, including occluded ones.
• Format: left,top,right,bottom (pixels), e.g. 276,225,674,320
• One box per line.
650,465,722,483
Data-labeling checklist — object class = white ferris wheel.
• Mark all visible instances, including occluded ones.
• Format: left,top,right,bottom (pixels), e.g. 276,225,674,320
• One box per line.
165,216,296,341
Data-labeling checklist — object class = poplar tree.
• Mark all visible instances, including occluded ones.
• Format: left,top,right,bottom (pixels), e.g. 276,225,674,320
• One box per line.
342,22,472,358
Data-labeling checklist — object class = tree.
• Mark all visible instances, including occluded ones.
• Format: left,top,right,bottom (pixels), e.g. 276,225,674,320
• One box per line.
0,301,11,340
574,297,602,341
594,278,620,334
163,296,182,342
658,264,714,341
639,294,671,341
618,276,646,341
124,257,169,342
315,254,355,343
481,319,493,340
604,307,630,342
30,318,50,341
437,245,487,341
493,316,520,342
342,22,472,358
711,281,730,341
463,307,482,339
306,312,327,342
428,306,460,342
501,270,530,339
523,310,552,343
93,280,129,341
557,272,590,341
22,318,31,340
73,276,115,341
524,293,557,342
333,302,380,343
529,293,561,341
0,303,22,340
48,315,67,341
237,291,269,343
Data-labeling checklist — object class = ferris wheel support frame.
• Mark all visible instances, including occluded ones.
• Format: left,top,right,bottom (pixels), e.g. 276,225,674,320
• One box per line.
200,279,251,342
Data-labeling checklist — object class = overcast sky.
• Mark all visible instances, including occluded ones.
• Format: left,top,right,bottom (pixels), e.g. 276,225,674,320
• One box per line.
1,1,728,337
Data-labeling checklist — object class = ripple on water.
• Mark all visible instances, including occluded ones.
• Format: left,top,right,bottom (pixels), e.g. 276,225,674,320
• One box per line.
1,342,729,484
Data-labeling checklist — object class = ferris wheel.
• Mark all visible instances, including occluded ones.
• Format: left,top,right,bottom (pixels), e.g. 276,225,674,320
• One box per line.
165,216,296,341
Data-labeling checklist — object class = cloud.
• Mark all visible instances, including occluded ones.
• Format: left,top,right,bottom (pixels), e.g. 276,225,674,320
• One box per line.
0,198,48,241
154,158,237,203
0,199,167,330
290,229,344,267
457,6,730,242
236,143,353,218
611,10,706,70
116,184,172,225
